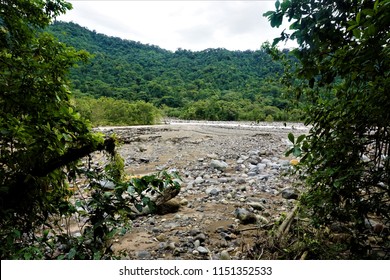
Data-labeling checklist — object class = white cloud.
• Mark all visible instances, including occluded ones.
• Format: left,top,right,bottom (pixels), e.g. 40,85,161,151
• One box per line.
58,0,296,51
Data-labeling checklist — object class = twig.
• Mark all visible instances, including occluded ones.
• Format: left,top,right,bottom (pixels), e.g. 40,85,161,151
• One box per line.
276,205,299,240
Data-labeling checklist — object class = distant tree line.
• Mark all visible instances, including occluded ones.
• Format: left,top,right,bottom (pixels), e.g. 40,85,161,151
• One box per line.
47,21,304,123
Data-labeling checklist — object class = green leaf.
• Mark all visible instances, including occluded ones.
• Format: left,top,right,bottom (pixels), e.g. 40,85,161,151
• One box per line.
296,134,306,144
356,11,361,24
275,0,280,10
263,11,274,17
292,147,302,157
67,247,77,259
135,204,143,212
288,132,295,143
270,12,283,28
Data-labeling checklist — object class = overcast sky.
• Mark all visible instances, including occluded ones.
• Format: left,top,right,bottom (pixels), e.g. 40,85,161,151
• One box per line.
58,0,296,52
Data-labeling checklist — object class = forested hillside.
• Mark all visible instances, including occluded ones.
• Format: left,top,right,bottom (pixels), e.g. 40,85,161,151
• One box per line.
47,21,302,123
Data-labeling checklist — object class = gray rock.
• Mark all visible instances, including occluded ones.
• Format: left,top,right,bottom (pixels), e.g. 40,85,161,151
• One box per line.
281,188,299,200
137,250,151,259
234,208,258,224
207,153,219,159
197,246,209,254
206,186,221,196
261,158,272,165
189,228,202,236
279,159,290,166
194,240,201,248
210,160,228,171
158,242,168,250
220,250,231,260
269,163,280,170
235,177,246,184
218,177,229,183
163,222,180,229
194,176,205,184
194,233,206,242
257,163,267,171
247,202,266,211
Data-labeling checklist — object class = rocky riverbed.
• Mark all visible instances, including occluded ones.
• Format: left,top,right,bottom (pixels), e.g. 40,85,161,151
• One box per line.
95,121,310,260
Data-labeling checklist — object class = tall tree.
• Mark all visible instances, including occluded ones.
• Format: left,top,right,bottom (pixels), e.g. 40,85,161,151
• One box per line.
0,0,115,258
265,0,389,258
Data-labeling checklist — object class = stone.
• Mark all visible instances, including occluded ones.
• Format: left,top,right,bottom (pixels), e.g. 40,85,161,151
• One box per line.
234,208,258,224
180,198,189,206
155,199,181,215
197,246,209,254
168,242,176,250
194,176,205,184
281,188,299,200
207,153,219,159
220,250,231,260
156,233,168,242
279,159,290,166
158,242,168,250
256,215,269,224
210,160,228,171
257,163,267,171
218,177,229,183
236,177,246,184
194,240,201,248
206,186,221,196
194,233,206,242
189,228,202,236
137,250,151,259
261,158,272,165
247,202,265,211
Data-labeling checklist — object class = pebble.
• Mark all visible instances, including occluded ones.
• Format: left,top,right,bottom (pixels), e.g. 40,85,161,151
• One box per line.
197,246,209,254
281,188,299,200
180,198,189,206
194,233,206,242
137,251,151,259
234,208,258,224
220,250,231,260
168,242,176,250
156,233,167,242
194,240,201,248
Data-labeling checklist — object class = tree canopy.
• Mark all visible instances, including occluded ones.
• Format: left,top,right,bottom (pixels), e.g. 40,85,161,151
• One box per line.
46,21,303,122
1,0,135,259
265,0,389,258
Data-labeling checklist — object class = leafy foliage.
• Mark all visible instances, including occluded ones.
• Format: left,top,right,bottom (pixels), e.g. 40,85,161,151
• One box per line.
47,21,304,122
74,96,161,126
265,0,390,258
0,0,180,259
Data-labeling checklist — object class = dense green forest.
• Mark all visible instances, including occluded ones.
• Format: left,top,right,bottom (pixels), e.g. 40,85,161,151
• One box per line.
47,21,302,124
